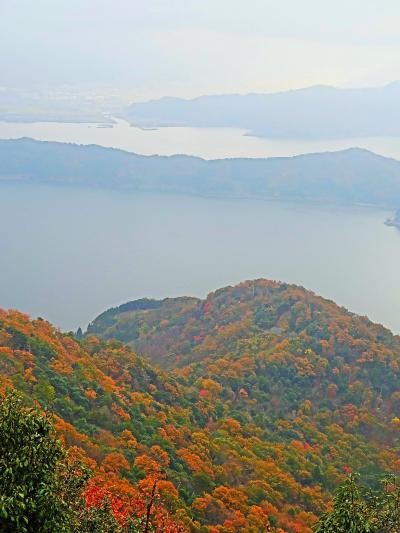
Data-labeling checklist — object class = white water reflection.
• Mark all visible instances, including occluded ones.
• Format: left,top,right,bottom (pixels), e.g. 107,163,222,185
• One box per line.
0,119,400,160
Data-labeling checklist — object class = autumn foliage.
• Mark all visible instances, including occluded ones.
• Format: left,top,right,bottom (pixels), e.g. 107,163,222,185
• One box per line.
2,279,400,531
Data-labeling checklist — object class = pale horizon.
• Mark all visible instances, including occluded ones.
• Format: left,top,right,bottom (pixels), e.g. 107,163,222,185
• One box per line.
2,0,400,101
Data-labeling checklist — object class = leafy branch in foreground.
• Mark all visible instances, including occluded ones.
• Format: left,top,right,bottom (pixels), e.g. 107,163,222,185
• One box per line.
0,390,72,532
314,473,400,533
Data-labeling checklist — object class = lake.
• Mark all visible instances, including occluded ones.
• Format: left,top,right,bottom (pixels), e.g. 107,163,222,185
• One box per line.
1,119,400,160
1,183,400,333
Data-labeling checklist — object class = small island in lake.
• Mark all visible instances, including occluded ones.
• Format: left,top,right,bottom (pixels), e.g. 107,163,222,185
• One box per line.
385,209,400,229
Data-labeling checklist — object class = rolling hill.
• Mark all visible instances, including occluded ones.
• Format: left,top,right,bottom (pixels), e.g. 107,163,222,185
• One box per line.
2,138,400,208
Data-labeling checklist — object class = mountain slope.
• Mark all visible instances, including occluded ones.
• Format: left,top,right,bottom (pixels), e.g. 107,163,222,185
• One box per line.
87,279,398,370
121,82,400,139
0,304,320,532
2,138,400,207
87,279,400,525
3,280,400,531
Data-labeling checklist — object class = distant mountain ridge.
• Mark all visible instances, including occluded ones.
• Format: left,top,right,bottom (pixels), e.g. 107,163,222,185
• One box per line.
121,82,400,139
2,138,400,208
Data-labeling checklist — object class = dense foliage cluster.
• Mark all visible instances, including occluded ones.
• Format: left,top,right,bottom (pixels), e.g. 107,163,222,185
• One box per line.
315,473,400,532
2,280,400,531
0,391,72,532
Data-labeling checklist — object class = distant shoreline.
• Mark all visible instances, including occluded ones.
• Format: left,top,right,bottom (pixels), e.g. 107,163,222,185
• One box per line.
1,137,400,225
385,217,400,229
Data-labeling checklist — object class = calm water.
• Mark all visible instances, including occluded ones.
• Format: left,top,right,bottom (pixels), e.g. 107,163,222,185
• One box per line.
1,119,400,160
1,183,400,333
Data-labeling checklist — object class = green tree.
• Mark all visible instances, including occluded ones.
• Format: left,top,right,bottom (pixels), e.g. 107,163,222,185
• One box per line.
0,391,71,532
314,473,400,533
33,378,56,408
314,474,371,532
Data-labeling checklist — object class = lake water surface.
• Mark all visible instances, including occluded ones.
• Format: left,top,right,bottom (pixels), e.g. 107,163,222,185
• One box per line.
1,183,400,333
1,119,400,160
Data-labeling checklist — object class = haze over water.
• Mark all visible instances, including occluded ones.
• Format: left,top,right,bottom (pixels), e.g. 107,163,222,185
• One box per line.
1,183,400,333
1,119,400,160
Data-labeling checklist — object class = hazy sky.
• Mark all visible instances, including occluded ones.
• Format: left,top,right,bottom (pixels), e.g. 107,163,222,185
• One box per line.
1,0,400,100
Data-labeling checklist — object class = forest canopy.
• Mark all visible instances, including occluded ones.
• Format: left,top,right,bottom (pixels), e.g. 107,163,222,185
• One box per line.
2,280,400,531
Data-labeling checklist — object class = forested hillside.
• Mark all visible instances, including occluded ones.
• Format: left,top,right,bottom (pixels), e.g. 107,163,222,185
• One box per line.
2,138,400,207
2,280,400,531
